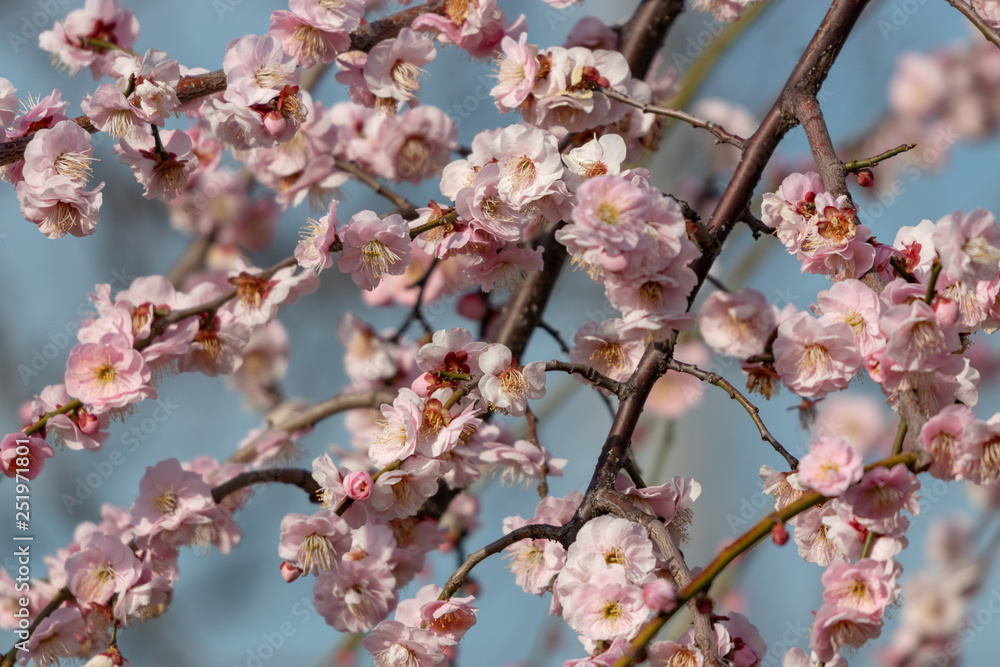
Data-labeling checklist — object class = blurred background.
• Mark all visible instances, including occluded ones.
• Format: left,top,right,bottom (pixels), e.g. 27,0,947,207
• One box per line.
2,0,1000,665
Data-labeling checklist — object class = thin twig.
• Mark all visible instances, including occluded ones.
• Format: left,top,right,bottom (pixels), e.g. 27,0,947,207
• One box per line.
596,86,747,149
390,259,439,343
210,468,322,504
524,408,549,498
334,158,420,219
944,0,1000,49
843,143,916,172
666,359,798,469
538,321,571,355
544,361,624,396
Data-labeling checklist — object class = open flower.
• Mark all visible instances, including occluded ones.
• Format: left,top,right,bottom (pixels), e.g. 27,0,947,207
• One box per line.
478,344,546,416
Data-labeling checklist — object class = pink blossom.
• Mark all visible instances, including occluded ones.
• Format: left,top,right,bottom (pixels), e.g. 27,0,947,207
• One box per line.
797,194,875,279
269,9,350,69
0,77,17,130
394,584,477,646
371,106,457,184
479,439,566,487
772,312,862,398
558,516,656,596
80,83,144,141
130,458,216,545
478,343,546,416
761,171,825,249
562,175,650,255
16,178,104,239
814,279,885,357
918,403,975,480
38,0,139,78
955,413,1000,484
113,48,182,123
367,456,442,520
975,0,1000,27
223,33,301,106
565,567,648,641
115,128,198,200
295,199,341,273
821,558,900,616
466,246,545,293
415,327,486,387
21,120,96,190
490,124,564,207
842,465,920,530
226,262,319,327
810,603,883,662
343,470,373,500
362,619,446,667
562,133,627,190
311,453,348,510
491,33,539,111
699,288,776,359
796,436,863,497
364,28,437,110
278,510,352,575
65,334,155,414
932,208,1000,283
648,641,705,667
20,606,85,667
65,532,142,605
1,432,54,481
315,559,398,633
501,526,566,595
570,319,646,383
338,211,413,291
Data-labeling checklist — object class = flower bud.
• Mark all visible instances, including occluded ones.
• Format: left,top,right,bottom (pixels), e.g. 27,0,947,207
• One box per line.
343,470,373,501
280,561,302,583
772,522,789,546
856,168,874,188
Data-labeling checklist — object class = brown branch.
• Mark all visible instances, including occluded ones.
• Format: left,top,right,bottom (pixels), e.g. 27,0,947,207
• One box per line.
597,86,747,148
229,388,397,464
210,468,322,504
439,523,565,599
944,0,1000,50
333,158,420,220
544,361,624,396
786,87,850,200
524,408,549,498
390,259,439,343
665,360,799,469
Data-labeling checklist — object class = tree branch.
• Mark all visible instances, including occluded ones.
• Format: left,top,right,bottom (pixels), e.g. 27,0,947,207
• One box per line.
333,158,420,220
596,86,747,148
944,0,1000,49
665,360,798,469
544,361,624,396
210,468,322,504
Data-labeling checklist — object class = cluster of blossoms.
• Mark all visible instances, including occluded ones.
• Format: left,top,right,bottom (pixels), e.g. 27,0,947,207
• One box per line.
500,477,772,666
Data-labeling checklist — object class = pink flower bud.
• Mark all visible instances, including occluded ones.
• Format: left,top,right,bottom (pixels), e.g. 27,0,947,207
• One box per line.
856,168,874,188
280,562,302,583
343,470,373,501
642,579,677,613
76,409,101,435
772,522,789,545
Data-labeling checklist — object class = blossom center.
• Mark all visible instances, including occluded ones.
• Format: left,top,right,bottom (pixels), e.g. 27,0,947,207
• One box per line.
591,342,627,375
54,150,95,181
390,61,424,95
499,367,528,398
254,64,287,89
597,202,620,225
298,533,334,573
95,363,119,386
361,239,402,280
291,24,327,59
155,490,179,515
963,237,1000,268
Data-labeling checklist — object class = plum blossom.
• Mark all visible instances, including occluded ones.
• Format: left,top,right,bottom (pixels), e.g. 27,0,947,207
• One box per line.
130,458,216,545
278,510,352,575
39,0,139,78
115,127,198,200
364,28,437,113
394,584,477,646
491,33,539,111
478,343,546,416
64,334,155,414
570,319,646,382
699,288,776,359
796,436,863,497
112,48,181,124
315,559,398,633
65,532,142,605
565,567,647,641
19,606,85,667
31,384,109,452
338,211,413,291
932,208,1000,284
1,432,54,481
295,199,341,273
362,619,446,667
772,312,862,398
